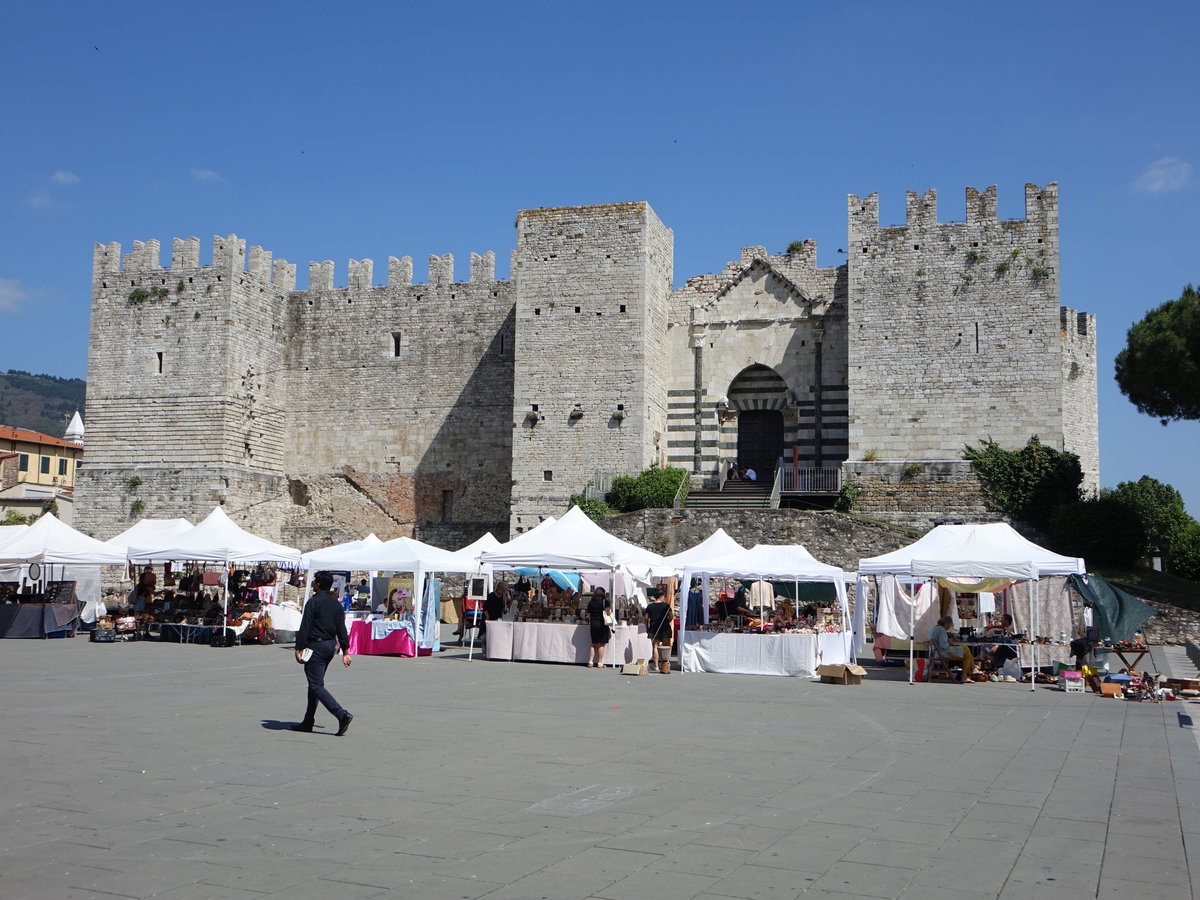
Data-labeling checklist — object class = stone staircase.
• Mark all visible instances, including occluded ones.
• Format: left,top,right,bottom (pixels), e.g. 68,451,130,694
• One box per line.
685,480,773,510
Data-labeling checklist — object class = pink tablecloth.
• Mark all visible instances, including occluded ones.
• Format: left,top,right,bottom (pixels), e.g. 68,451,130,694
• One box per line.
347,619,416,657
485,620,650,665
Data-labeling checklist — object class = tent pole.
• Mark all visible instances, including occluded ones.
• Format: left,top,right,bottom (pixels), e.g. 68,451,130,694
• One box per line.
907,580,915,685
609,566,616,669
1030,578,1037,692
221,554,230,641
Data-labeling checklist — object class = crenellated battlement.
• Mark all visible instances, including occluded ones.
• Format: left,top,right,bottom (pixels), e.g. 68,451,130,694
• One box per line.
848,183,1059,234
92,234,506,292
300,251,503,291
1060,307,1096,341
92,234,294,288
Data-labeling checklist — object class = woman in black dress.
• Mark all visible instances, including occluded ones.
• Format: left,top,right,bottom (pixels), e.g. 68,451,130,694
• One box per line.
586,587,612,668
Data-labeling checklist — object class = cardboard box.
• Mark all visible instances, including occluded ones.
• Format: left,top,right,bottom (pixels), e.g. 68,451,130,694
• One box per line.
621,659,648,676
818,664,868,685
1099,683,1123,698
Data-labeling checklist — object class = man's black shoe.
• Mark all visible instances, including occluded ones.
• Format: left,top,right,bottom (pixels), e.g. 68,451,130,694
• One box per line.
290,723,313,732
336,712,354,736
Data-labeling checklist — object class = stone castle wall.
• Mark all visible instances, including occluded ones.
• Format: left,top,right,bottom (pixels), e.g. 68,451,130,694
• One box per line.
77,185,1099,547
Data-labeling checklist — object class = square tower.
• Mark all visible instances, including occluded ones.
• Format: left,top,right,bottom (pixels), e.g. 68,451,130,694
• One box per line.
509,203,673,533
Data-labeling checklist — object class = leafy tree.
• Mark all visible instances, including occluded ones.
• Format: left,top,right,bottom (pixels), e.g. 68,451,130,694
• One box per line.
1107,476,1192,559
40,498,59,517
606,466,689,512
2,509,33,526
1115,284,1200,423
962,435,1082,527
1048,497,1146,567
1171,522,1200,581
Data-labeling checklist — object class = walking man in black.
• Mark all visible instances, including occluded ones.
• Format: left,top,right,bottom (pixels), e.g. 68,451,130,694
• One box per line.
292,571,354,736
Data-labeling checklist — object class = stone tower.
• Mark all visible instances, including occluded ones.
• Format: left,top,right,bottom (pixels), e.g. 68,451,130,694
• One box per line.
844,184,1098,493
508,203,674,533
77,236,294,537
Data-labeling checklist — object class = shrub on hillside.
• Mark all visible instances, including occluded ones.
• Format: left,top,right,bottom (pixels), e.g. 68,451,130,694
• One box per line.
1048,497,1146,567
607,467,688,512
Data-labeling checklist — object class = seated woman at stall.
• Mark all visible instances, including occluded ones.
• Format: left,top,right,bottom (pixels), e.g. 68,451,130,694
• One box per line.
929,615,974,683
982,613,1017,670
771,601,796,631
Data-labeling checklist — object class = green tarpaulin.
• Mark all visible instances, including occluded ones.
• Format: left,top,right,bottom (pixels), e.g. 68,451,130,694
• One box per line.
1067,574,1156,643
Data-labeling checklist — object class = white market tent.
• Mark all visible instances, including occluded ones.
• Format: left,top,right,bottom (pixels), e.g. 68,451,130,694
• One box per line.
104,518,194,551
679,543,854,676
126,507,302,620
0,524,31,547
858,522,1085,689
658,528,744,572
127,507,302,566
300,533,382,570
325,535,489,652
0,513,128,566
481,506,664,576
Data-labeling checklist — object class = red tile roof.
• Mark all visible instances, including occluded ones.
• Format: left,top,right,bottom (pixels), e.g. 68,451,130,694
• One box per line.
0,425,82,451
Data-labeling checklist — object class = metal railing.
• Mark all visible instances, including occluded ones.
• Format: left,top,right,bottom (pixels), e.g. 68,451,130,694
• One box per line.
779,465,842,494
672,474,688,510
584,472,614,502
768,466,783,509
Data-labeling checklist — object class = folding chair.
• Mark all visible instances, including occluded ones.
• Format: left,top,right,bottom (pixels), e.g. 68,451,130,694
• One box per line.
461,595,485,649
925,643,957,682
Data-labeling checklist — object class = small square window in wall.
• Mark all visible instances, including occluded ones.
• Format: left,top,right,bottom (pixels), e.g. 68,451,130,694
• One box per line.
619,304,626,313
543,470,553,482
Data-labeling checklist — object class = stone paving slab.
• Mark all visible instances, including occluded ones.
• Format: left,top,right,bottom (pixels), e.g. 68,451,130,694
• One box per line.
0,637,1197,898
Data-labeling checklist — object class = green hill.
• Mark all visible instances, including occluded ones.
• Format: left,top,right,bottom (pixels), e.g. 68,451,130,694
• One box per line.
0,370,87,438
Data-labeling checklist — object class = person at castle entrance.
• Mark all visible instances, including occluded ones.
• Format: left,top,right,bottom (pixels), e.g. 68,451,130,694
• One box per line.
292,571,354,735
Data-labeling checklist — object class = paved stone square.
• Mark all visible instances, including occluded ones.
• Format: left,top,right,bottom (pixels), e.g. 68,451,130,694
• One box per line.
1,636,1198,899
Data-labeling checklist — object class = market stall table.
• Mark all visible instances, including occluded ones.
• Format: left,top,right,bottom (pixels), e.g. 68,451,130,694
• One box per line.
347,618,418,657
0,602,79,638
485,620,651,666
681,630,849,677
1095,645,1152,674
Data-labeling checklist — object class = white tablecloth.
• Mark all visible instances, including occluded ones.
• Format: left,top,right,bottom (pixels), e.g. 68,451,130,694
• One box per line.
681,631,850,677
485,620,651,666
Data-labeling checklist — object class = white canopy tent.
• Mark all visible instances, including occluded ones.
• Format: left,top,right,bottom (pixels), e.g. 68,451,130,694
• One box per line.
126,507,302,620
679,543,854,676
0,524,31,547
481,506,663,577
300,533,383,570
104,518,194,551
0,514,124,626
859,523,1085,689
657,528,745,573
0,513,128,566
321,535,489,652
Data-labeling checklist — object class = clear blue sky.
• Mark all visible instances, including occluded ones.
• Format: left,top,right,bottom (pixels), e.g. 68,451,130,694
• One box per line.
2,1,1197,514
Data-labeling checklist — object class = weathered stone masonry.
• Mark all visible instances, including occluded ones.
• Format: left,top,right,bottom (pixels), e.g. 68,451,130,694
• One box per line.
76,185,1098,546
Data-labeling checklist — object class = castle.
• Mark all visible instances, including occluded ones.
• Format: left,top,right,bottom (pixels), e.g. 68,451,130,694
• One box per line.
75,184,1098,548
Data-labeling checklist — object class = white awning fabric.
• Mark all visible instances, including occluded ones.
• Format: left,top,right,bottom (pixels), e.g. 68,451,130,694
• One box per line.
0,513,128,565
127,507,301,565
104,518,194,551
480,506,664,574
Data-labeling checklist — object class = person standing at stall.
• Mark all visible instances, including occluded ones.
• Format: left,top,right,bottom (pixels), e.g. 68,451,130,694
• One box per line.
586,587,612,668
644,588,674,674
292,571,354,735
